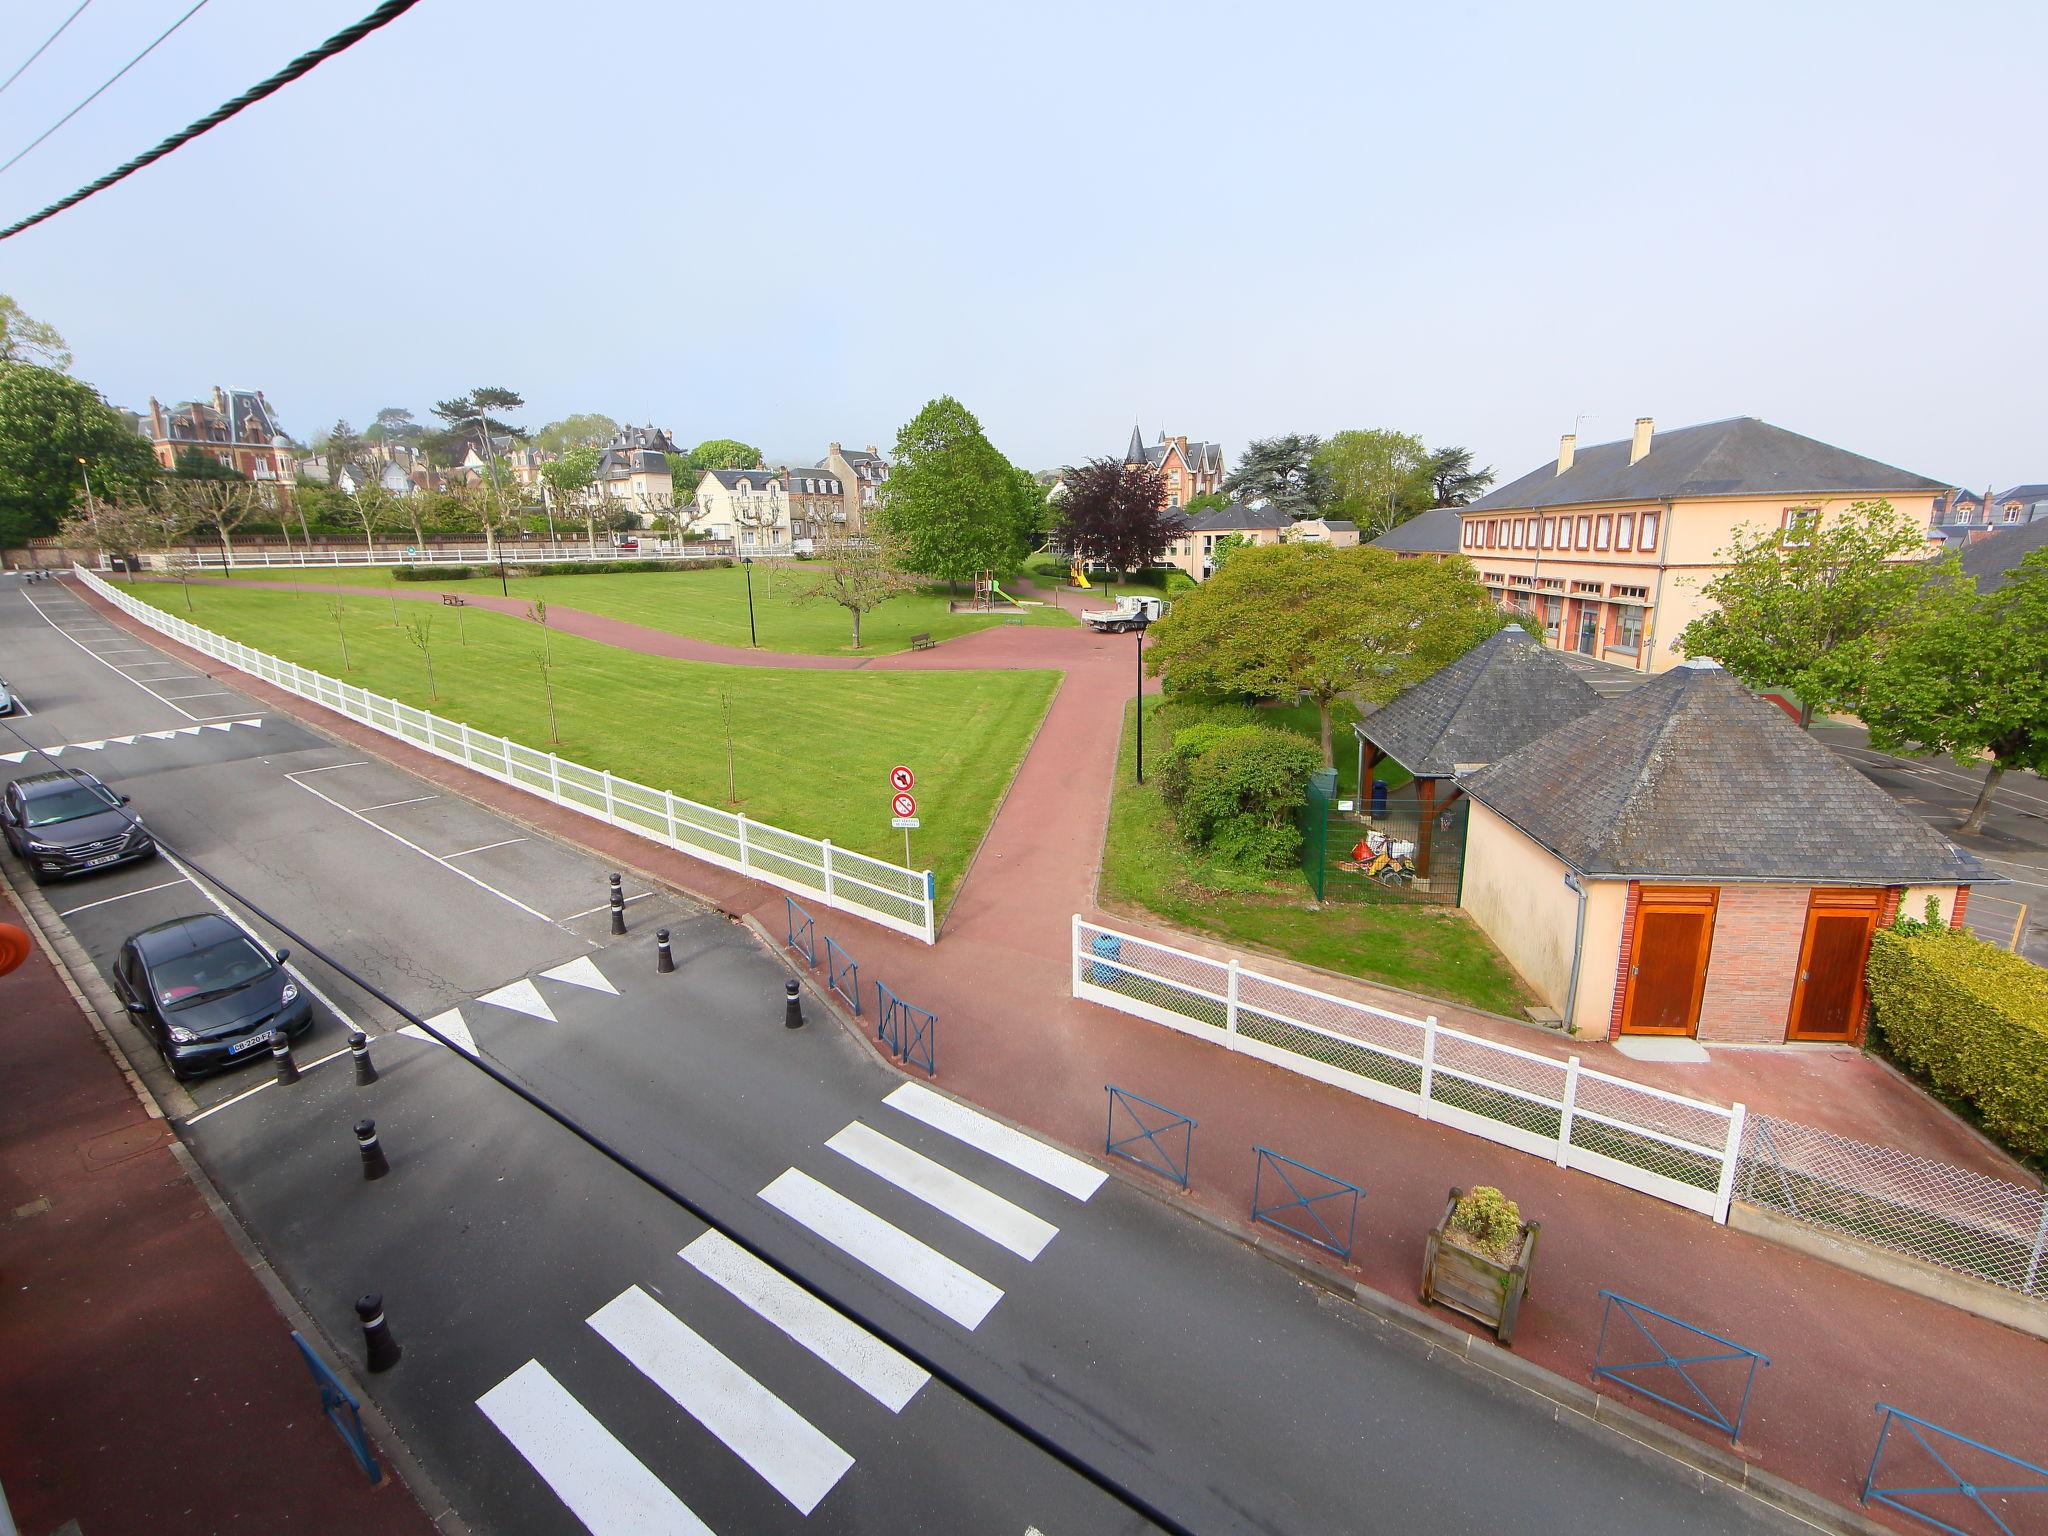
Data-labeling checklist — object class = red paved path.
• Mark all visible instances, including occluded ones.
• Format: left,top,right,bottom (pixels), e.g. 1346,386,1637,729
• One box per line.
72,576,2048,1526
0,901,436,1535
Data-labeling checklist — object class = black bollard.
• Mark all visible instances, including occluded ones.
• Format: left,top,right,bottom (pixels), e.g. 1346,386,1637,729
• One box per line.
356,1293,402,1373
349,1029,378,1086
272,1030,300,1085
784,978,804,1030
355,1118,390,1181
656,928,674,974
608,872,626,936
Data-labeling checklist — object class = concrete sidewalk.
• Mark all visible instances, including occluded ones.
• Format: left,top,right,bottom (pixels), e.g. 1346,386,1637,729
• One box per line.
0,883,440,1536
70,573,2048,1529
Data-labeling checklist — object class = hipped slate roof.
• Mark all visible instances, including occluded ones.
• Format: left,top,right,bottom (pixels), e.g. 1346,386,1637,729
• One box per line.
1957,518,2048,592
1459,660,1981,885
1368,505,1462,553
1181,499,1292,534
1356,626,1601,778
1466,417,1949,514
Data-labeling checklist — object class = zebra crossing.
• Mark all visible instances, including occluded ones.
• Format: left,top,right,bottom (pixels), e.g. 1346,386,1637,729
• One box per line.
477,1079,1108,1532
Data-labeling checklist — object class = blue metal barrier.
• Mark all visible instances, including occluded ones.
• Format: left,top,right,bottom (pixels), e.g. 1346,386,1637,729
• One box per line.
291,1331,383,1485
876,980,936,1077
1251,1147,1362,1259
1591,1292,1769,1444
825,935,860,1017
784,895,816,968
1862,1403,2048,1534
1105,1086,1195,1189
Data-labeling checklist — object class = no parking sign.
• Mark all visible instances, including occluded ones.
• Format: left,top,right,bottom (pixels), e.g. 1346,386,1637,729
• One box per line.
891,791,917,819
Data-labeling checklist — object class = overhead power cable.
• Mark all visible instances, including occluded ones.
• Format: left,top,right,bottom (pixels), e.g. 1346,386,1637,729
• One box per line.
0,647,1198,1536
0,0,96,101
0,0,422,243
0,0,213,179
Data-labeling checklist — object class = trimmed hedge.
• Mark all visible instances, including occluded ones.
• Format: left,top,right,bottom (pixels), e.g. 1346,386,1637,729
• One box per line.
1177,724,1323,874
1868,924,2048,1161
394,565,471,581
508,557,734,577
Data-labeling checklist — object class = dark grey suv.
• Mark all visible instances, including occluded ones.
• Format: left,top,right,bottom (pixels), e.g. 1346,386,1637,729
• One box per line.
1,770,157,882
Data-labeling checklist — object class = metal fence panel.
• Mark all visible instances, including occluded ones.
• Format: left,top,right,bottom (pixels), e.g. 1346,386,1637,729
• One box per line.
1251,1147,1362,1259
1591,1291,1769,1444
1862,1402,2047,1534
1105,1086,1194,1188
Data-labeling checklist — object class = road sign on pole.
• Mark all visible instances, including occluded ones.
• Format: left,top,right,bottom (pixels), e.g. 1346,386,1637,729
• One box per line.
891,791,917,819
890,765,915,792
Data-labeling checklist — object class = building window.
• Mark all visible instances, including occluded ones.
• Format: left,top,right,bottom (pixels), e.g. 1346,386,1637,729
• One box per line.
1782,506,1818,545
1616,606,1643,652
1541,517,1555,549
1575,515,1592,549
1511,519,1524,548
1616,512,1634,550
1595,514,1612,549
1486,521,1498,548
1639,511,1660,550
1522,516,1535,545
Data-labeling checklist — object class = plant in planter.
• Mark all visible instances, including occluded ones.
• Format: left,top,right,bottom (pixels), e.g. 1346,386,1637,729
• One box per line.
1421,1185,1539,1345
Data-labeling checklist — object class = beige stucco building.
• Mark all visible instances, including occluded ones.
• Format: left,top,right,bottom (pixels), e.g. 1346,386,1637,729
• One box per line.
821,443,888,534
1456,416,1952,673
1156,503,1361,582
693,465,844,550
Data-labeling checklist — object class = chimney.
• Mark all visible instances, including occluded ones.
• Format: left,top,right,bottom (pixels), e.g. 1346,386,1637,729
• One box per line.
828,441,842,457
1630,417,1654,465
1556,434,1576,476
865,444,878,457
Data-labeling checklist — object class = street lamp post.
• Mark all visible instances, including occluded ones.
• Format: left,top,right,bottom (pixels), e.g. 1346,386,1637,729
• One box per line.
1134,620,1150,785
742,558,758,648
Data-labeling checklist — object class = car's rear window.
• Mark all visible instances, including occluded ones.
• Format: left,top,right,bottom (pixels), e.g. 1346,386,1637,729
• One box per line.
151,937,274,1008
24,784,118,826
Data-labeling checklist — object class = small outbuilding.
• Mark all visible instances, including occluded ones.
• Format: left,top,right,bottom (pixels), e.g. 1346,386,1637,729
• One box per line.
1456,659,1981,1044
1352,625,1603,877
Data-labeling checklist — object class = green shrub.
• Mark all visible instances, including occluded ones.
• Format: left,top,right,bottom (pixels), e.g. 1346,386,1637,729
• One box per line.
394,565,471,581
1177,724,1321,873
1868,924,2048,1162
1163,570,1198,595
1450,1186,1524,1261
509,557,732,577
1158,721,1240,808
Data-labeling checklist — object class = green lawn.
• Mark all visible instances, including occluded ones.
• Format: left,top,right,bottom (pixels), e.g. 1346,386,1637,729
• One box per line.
207,563,1072,655
118,582,1057,901
1101,695,1535,1015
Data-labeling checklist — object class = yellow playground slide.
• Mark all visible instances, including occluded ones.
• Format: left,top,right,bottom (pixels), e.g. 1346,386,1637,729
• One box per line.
1069,562,1091,589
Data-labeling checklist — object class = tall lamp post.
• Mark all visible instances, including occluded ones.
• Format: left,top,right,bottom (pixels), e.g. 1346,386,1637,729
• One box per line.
742,557,758,648
77,457,102,567
1133,616,1152,785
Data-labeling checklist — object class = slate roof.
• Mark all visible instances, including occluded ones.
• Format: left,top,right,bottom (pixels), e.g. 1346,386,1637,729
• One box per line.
1369,505,1462,553
1356,626,1602,779
1996,483,2048,505
1459,660,1981,884
701,467,772,488
1466,417,1950,514
1181,499,1291,534
1124,426,1223,475
1957,518,2048,592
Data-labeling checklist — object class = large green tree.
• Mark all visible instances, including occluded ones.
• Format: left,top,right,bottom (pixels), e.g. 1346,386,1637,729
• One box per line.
0,362,159,545
875,395,1030,586
1677,498,1928,728
0,295,71,371
365,406,422,445
534,413,620,454
1864,551,2048,834
432,387,526,457
1315,429,1433,536
1221,433,1330,518
687,438,762,473
1052,457,1176,574
1424,444,1495,507
1147,543,1502,766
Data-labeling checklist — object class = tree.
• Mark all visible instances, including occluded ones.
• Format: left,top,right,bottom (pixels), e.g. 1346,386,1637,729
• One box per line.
447,478,519,564
173,446,246,482
877,395,1032,588
1147,543,1502,766
432,387,527,466
528,600,560,745
324,418,368,487
0,362,159,544
1222,434,1330,518
1208,533,1254,572
1424,444,1495,508
1864,552,2048,835
1677,498,1929,728
326,594,352,670
542,446,602,546
797,526,919,649
403,611,440,701
1182,490,1231,518
1315,429,1433,537
172,476,266,572
1008,463,1053,554
687,438,762,473
534,414,619,454
0,295,71,371
1052,458,1179,575
665,451,696,502
365,406,422,445
344,482,403,550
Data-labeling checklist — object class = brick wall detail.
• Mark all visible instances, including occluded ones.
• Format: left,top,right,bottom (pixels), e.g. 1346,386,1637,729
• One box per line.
1694,886,1811,1044
1605,881,1642,1040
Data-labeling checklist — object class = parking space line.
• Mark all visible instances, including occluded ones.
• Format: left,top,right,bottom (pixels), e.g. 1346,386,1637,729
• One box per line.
21,589,201,721
444,837,527,858
56,878,192,916
292,760,371,774
285,771,564,928
157,691,235,701
557,892,653,921
360,795,438,812
182,1045,353,1125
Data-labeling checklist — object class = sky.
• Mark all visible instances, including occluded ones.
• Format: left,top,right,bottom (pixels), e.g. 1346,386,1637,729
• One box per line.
0,0,2041,487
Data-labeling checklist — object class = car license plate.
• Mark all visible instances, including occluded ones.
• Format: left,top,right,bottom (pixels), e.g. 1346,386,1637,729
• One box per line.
81,853,121,867
230,1033,271,1055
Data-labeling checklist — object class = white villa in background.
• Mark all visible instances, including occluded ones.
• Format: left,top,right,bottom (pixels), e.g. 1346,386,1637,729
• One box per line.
693,465,846,550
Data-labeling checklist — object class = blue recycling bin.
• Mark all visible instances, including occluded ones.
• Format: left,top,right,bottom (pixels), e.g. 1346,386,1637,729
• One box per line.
1370,779,1389,817
1089,933,1123,987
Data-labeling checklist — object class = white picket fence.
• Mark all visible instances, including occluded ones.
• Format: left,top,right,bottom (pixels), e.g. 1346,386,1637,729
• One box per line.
129,541,755,571
1072,917,1745,1219
76,567,937,943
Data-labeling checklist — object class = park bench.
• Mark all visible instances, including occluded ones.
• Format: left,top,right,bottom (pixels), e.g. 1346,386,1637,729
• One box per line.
440,593,467,607
909,632,936,651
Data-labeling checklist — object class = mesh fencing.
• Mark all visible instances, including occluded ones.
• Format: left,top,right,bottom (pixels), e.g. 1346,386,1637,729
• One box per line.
1739,1114,2048,1296
78,568,935,942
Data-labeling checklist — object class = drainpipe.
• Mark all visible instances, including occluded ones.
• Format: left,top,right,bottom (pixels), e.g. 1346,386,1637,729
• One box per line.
1563,868,1589,1030
1641,497,1674,669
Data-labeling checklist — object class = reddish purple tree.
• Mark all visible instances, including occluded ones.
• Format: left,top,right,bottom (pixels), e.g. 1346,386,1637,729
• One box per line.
1053,457,1181,575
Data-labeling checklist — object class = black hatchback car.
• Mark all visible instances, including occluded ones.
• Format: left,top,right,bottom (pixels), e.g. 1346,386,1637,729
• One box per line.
111,914,314,1079
0,769,157,882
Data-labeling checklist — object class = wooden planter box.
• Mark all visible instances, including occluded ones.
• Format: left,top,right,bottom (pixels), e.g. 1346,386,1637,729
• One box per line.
1421,1187,1539,1345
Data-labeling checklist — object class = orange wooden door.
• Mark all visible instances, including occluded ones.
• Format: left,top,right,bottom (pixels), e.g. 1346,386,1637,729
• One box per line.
1787,890,1883,1042
1621,887,1718,1037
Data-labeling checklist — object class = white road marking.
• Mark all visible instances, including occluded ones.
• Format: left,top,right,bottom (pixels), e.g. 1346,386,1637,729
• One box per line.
760,1167,1003,1330
444,836,527,858
182,1046,352,1125
540,955,617,994
156,691,234,701
884,1080,1107,1201
285,770,561,927
20,589,201,720
677,1229,928,1413
828,1121,1058,1260
400,1007,478,1056
359,794,438,811
478,1361,713,1536
557,891,653,921
56,878,191,916
479,977,556,1021
160,852,365,1036
588,1285,853,1515
291,759,370,774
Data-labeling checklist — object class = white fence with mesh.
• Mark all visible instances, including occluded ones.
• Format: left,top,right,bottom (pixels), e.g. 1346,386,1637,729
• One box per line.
127,541,751,571
1739,1114,2048,1297
1072,917,1745,1219
77,567,937,943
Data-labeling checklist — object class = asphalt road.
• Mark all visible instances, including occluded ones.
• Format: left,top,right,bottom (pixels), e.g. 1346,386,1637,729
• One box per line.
1,576,1803,1535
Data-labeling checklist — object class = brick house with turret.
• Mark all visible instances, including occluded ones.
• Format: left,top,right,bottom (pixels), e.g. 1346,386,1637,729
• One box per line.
144,388,292,506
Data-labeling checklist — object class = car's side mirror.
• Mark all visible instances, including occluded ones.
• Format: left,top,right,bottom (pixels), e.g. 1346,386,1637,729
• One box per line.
273,947,290,964
119,795,132,806
124,1000,145,1014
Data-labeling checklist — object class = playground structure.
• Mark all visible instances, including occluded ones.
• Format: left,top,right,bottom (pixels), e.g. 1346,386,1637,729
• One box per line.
948,569,1031,614
1070,561,1091,589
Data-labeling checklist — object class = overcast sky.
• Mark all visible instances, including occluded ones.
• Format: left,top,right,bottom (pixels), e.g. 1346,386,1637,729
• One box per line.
1,0,2040,486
